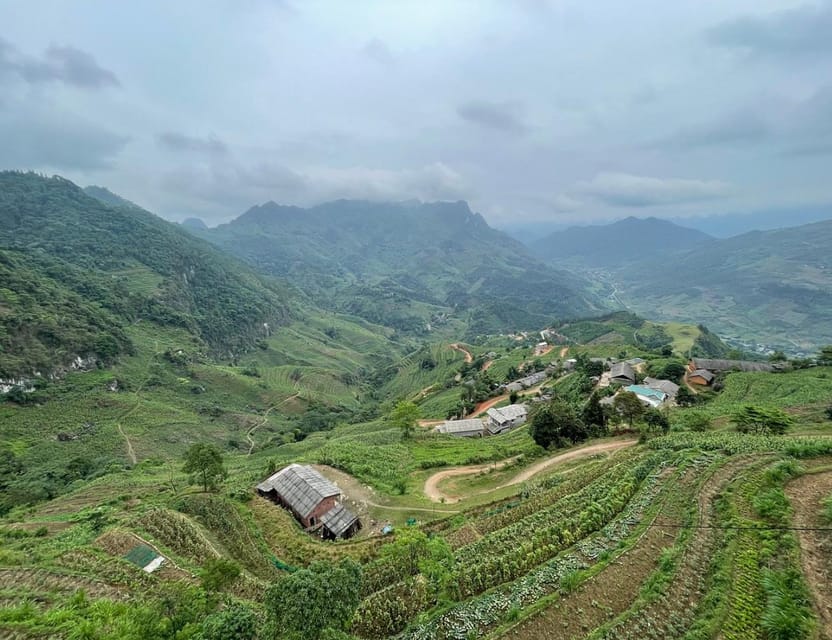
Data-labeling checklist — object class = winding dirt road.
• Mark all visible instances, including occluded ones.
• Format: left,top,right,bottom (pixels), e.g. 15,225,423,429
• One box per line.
449,343,473,363
423,439,637,503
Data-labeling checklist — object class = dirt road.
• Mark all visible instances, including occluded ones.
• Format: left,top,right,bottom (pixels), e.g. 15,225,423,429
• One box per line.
559,346,569,358
423,439,637,503
450,343,473,363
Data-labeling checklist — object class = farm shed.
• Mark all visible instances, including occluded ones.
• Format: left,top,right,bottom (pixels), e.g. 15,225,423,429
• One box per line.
689,358,775,373
320,504,361,540
435,418,485,438
257,464,341,528
688,369,715,385
609,362,636,385
486,404,528,435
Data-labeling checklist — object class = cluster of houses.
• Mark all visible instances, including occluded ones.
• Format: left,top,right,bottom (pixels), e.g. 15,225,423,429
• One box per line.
687,358,776,385
600,360,680,408
257,464,361,540
502,370,548,394
434,403,528,438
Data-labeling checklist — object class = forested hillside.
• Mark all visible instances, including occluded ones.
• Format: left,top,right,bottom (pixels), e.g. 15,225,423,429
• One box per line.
198,199,600,337
0,172,294,376
531,214,832,351
531,216,713,267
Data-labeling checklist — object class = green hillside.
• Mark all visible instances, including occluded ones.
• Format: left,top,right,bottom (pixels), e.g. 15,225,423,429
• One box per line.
0,172,295,375
533,215,832,353
618,220,832,352
531,216,714,267
198,199,600,337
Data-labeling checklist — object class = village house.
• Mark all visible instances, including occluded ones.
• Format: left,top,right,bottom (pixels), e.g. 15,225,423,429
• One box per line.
435,418,485,438
609,362,636,386
486,404,528,435
688,369,715,386
689,358,775,374
624,384,668,408
643,377,680,400
257,464,361,539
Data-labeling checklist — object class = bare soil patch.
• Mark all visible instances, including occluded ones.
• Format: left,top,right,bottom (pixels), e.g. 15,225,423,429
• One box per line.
786,470,832,638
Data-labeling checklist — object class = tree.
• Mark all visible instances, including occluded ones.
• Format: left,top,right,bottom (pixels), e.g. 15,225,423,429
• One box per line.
675,385,697,407
661,362,687,383
732,405,794,435
681,411,711,432
530,399,587,449
826,405,832,421
509,390,519,404
182,443,227,492
265,559,362,640
391,400,420,440
581,393,607,436
819,346,832,366
644,408,670,435
613,391,645,429
201,604,259,640
200,557,241,592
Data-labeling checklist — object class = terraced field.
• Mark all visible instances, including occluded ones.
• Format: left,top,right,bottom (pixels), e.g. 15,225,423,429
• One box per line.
3,433,832,639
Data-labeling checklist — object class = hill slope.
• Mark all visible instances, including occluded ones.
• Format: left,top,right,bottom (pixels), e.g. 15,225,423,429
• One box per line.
199,199,599,336
0,172,294,376
531,216,714,267
615,219,832,351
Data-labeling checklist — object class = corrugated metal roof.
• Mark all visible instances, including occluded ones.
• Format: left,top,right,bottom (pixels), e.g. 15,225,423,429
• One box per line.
258,464,340,518
436,419,485,434
644,377,680,396
625,385,666,400
610,362,635,380
691,359,774,373
691,368,715,381
321,504,359,538
488,404,527,422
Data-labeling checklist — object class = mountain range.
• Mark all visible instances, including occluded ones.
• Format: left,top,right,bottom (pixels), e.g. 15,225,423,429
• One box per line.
195,199,600,337
531,216,832,352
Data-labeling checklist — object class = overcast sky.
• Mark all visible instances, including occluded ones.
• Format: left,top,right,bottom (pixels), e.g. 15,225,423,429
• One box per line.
1,0,831,226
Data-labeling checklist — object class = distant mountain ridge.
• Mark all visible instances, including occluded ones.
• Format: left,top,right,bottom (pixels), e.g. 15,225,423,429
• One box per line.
198,199,600,336
531,214,832,351
531,216,714,266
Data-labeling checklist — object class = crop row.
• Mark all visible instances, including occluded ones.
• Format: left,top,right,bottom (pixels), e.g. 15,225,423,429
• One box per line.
401,455,677,640
648,432,832,457
450,453,669,598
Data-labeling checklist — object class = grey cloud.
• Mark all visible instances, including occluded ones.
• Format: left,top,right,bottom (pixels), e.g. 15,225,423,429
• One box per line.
157,132,228,155
658,110,770,150
361,38,394,65
457,100,527,134
577,172,731,207
0,37,119,88
0,110,128,170
706,2,832,55
160,160,467,217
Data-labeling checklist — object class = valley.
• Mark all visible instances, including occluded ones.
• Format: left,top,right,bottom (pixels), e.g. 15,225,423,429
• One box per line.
1,173,832,640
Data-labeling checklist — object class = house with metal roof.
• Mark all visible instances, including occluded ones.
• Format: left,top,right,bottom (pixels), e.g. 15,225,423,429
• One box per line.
257,464,343,528
688,369,715,385
609,362,636,385
486,404,528,435
643,377,680,399
321,504,361,540
624,385,667,408
689,358,775,373
435,418,485,438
